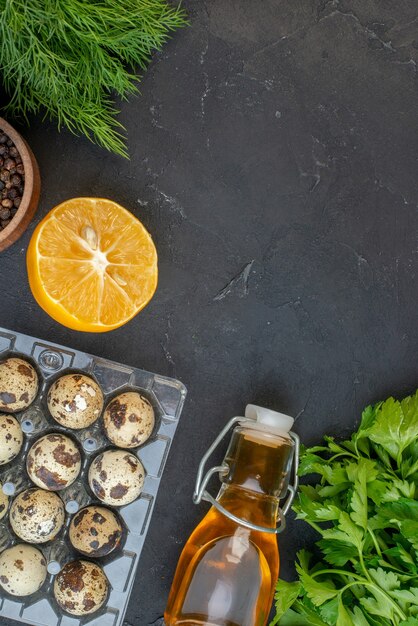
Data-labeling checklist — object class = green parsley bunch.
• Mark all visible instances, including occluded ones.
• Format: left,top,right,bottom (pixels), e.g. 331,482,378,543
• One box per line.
272,391,418,626
0,0,187,157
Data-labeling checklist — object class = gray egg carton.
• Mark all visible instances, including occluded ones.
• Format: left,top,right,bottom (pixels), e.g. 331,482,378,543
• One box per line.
0,327,186,626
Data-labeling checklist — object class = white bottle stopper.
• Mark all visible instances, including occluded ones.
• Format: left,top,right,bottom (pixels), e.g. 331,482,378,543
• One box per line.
245,404,294,436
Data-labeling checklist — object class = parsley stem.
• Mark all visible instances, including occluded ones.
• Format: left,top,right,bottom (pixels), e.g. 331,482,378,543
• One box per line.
310,568,364,582
359,550,373,584
339,580,407,621
329,451,358,462
367,528,382,557
301,519,324,535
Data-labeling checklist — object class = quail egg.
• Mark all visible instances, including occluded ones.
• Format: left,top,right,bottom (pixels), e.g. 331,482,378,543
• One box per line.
69,505,123,557
0,544,47,596
0,482,8,521
10,488,65,543
47,373,104,429
0,413,23,465
103,392,155,448
0,357,38,413
88,450,145,506
54,560,109,615
27,433,81,491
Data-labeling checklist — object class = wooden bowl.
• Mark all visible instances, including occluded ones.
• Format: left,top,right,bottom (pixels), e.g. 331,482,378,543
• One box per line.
0,117,41,252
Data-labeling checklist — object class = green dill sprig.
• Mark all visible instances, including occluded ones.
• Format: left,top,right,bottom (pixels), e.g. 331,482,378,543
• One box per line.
0,0,187,157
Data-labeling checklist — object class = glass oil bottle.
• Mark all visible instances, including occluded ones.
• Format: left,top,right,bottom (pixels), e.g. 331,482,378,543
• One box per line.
165,404,299,626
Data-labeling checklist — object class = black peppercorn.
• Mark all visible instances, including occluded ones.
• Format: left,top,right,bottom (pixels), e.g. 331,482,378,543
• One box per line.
4,158,16,171
7,188,18,200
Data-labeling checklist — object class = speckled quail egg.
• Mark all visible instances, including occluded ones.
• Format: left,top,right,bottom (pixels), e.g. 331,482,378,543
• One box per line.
0,544,47,596
10,488,65,543
54,560,109,616
103,392,155,449
0,358,38,413
0,482,8,521
47,373,104,429
88,450,145,506
69,505,123,557
0,413,23,465
27,433,81,491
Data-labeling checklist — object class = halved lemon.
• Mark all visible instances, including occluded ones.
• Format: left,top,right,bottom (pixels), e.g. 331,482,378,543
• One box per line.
27,198,158,332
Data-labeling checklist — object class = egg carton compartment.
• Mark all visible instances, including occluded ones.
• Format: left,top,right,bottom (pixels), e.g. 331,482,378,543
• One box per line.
0,327,187,626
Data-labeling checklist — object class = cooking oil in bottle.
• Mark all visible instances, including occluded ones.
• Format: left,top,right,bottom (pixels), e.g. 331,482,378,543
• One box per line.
165,405,298,626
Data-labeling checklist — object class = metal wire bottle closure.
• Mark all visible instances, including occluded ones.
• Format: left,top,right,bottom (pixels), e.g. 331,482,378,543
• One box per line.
193,416,300,535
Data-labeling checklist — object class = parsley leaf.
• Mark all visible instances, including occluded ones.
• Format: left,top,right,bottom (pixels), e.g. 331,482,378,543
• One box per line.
367,394,418,465
368,568,400,592
337,600,355,626
296,567,338,606
350,461,369,530
270,580,302,625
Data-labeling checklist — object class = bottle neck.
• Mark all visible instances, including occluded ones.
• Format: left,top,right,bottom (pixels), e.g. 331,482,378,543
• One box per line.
215,424,294,530
222,425,294,495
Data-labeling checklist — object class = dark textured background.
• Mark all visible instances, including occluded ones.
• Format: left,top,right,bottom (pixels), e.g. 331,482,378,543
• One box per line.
1,1,418,624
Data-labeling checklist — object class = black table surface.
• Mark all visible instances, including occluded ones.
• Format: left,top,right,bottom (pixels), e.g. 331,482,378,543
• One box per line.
1,1,418,625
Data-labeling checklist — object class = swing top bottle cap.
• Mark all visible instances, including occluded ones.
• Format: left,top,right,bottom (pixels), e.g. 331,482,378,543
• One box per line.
243,404,294,437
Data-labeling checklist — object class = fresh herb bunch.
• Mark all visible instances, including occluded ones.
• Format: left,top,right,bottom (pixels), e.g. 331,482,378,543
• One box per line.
272,392,418,626
0,0,187,157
